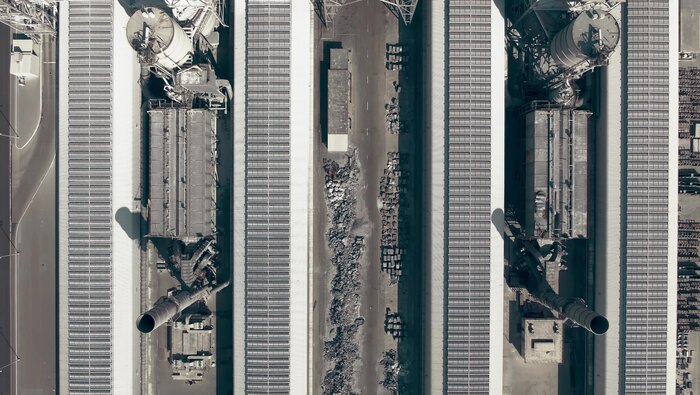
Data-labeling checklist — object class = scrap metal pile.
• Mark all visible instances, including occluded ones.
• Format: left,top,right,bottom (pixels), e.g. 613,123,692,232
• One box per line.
385,96,405,134
679,220,700,331
384,308,406,341
322,151,365,395
680,68,700,138
680,149,700,168
380,152,408,282
379,349,399,395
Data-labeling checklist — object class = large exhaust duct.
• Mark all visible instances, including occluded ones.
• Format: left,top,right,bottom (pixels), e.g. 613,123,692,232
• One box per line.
137,281,229,333
534,288,609,335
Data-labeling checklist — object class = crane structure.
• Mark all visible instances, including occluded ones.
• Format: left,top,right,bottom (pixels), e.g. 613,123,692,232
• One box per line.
311,0,360,26
0,0,56,40
311,0,418,26
379,0,419,26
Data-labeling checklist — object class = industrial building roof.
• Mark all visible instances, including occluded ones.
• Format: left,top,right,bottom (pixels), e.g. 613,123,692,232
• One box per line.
244,1,292,393
524,108,589,239
328,69,349,137
60,2,114,393
148,108,217,239
330,47,349,69
621,1,675,392
521,319,564,364
443,1,502,392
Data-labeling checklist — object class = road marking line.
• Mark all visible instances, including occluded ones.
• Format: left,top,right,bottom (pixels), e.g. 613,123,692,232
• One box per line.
366,101,369,111
16,155,54,228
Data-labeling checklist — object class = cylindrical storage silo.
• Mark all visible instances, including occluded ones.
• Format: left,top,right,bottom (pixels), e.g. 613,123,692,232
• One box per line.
550,10,620,68
126,7,193,70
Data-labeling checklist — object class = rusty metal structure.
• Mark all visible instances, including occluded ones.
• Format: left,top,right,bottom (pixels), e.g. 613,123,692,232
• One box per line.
312,0,418,26
379,0,418,25
507,0,621,104
0,0,56,40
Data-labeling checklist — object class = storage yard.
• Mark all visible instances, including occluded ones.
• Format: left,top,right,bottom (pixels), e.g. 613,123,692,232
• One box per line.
311,1,424,393
677,64,700,394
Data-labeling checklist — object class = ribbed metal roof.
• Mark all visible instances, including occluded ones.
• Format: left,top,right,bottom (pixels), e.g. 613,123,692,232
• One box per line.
65,1,113,393
148,108,217,238
622,1,671,392
445,1,492,392
245,1,291,393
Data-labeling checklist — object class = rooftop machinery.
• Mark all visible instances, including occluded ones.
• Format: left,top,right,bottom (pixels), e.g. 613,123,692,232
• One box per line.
508,0,621,105
125,3,230,108
505,216,610,336
0,0,56,41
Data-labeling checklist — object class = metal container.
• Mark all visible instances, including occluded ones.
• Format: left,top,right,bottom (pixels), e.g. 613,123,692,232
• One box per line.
550,10,620,68
126,7,193,70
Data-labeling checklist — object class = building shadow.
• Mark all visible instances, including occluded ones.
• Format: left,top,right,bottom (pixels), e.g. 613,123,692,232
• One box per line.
115,206,145,241
394,3,423,394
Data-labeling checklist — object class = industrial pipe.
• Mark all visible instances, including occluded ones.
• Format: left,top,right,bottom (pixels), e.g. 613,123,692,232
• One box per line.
537,291,609,335
136,280,230,333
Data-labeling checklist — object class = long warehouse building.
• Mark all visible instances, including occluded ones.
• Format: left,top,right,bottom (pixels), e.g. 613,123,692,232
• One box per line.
232,0,313,393
619,1,678,392
426,1,505,393
595,1,678,394
57,1,140,393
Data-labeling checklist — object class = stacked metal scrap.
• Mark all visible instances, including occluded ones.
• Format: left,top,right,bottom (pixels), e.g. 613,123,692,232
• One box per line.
379,152,408,282
679,220,700,331
379,349,399,394
322,151,365,395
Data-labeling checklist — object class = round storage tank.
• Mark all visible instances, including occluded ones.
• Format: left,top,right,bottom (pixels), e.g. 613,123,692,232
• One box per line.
126,7,193,70
550,10,620,69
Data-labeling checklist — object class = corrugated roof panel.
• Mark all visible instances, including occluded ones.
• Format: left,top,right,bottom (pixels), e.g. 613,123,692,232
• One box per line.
622,1,671,392
65,0,113,392
245,1,291,393
445,1,493,393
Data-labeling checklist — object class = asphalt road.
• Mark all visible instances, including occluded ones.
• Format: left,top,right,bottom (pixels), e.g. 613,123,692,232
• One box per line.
0,24,15,395
315,2,399,393
7,33,56,395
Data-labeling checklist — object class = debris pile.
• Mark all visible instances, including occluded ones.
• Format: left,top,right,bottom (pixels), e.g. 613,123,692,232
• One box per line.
379,349,400,394
385,97,405,134
680,68,700,137
384,308,406,341
380,152,408,282
322,151,364,395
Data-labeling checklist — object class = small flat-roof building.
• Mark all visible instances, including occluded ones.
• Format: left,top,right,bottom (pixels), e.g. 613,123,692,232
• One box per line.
327,48,349,152
522,319,564,364
170,314,215,382
148,108,217,240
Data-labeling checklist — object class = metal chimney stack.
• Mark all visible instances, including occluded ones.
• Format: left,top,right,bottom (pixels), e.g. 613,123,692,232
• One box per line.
136,281,230,333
